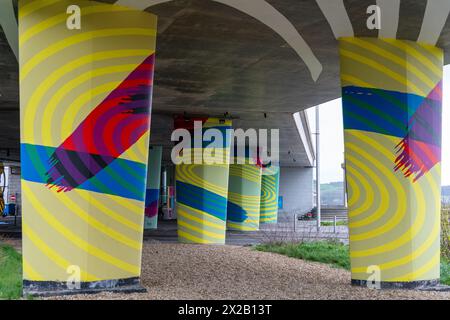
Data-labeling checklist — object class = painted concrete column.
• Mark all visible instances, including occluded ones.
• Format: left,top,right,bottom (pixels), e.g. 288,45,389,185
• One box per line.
175,117,232,244
227,149,262,231
260,165,280,224
144,146,162,230
340,37,443,287
19,0,157,295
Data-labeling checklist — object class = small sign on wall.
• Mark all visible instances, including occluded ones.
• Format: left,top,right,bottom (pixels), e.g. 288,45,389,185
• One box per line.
278,196,283,209
10,167,20,175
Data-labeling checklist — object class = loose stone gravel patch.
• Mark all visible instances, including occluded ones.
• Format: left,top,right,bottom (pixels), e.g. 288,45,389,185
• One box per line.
46,242,450,300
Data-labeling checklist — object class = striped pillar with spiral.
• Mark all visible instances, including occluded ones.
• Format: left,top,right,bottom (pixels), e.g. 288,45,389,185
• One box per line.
0,162,5,214
340,37,443,288
174,117,232,244
19,0,157,296
227,147,263,231
259,165,280,224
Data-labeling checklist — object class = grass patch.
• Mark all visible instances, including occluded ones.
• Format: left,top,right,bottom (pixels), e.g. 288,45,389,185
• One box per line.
257,241,450,286
320,221,348,226
0,244,22,299
256,241,351,270
441,258,450,286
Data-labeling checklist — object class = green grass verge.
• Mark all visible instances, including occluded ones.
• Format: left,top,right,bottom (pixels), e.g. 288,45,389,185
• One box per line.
441,258,450,286
320,221,348,226
256,241,450,286
0,244,22,299
256,241,351,270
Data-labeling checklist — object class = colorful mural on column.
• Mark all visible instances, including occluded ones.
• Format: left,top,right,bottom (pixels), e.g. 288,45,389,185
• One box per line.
260,165,280,224
144,146,162,230
19,0,157,293
0,162,4,214
175,117,232,244
340,37,442,285
227,148,262,231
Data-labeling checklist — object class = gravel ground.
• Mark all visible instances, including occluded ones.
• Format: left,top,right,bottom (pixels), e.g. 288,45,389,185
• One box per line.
45,242,450,300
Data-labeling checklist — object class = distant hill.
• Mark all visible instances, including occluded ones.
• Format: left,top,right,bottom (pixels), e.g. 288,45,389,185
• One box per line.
320,182,345,206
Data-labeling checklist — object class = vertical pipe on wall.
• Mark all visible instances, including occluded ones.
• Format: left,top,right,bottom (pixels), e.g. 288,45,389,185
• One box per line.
315,106,321,231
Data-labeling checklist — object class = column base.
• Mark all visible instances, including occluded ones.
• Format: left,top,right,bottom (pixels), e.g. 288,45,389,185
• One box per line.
351,279,440,290
23,277,147,297
178,239,225,245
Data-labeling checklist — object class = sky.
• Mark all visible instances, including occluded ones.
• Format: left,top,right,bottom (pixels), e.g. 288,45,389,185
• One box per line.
307,65,450,186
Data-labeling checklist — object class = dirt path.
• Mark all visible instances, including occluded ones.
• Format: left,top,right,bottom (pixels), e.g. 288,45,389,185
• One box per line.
48,242,450,300
0,238,21,253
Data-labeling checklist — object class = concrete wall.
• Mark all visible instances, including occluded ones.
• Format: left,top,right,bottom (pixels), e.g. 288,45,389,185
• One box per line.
278,167,313,214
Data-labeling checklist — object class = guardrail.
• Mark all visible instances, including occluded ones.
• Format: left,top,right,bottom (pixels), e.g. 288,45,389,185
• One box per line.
293,214,347,234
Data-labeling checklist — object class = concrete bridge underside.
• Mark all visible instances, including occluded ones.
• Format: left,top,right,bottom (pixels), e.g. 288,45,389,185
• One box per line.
0,0,449,295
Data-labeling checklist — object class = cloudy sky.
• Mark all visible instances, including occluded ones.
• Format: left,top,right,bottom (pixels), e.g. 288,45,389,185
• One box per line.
307,65,450,185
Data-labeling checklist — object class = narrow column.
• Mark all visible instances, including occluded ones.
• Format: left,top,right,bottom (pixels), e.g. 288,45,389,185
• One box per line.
144,146,162,230
174,117,232,244
340,37,442,287
259,165,280,224
227,148,262,231
20,0,157,295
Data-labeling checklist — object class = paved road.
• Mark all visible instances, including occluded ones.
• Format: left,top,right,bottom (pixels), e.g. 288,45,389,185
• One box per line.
2,216,350,246
144,220,349,246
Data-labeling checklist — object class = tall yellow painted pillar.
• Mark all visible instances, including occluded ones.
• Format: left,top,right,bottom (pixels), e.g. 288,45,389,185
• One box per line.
20,0,157,295
260,165,280,224
340,38,443,288
227,147,262,231
174,117,232,244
